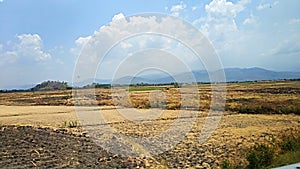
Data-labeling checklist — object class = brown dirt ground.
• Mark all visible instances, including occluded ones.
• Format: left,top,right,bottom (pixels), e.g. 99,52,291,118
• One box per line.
0,105,299,168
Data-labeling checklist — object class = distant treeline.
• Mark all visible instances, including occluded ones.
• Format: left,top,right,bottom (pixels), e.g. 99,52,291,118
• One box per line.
0,81,71,93
81,83,111,89
31,81,69,91
0,78,299,93
226,78,300,84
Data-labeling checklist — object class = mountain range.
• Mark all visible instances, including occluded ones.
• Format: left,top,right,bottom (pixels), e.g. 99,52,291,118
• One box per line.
96,67,300,85
2,67,299,90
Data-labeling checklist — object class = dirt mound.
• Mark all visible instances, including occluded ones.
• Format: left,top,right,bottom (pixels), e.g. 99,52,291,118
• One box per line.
0,125,146,168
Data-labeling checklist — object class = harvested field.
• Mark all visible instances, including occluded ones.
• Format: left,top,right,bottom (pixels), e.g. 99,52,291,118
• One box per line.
1,81,299,114
0,81,299,168
0,106,299,168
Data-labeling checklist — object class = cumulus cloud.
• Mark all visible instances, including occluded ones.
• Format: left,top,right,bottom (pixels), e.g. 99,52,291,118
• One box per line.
112,13,126,22
204,0,248,18
191,0,300,70
192,0,275,69
16,34,51,61
70,35,92,57
0,34,51,65
195,0,250,43
0,34,72,89
75,36,92,47
73,13,219,82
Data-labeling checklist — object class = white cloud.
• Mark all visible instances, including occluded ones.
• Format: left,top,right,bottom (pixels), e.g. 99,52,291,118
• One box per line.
192,6,198,11
70,35,92,57
243,14,257,25
261,38,300,56
120,42,133,49
256,1,279,10
0,34,67,89
170,2,186,17
192,0,282,69
170,2,186,12
75,36,92,47
73,13,216,81
0,34,51,64
289,18,300,25
17,34,51,61
0,51,17,65
112,13,126,22
204,0,250,17
196,0,250,42
171,12,180,17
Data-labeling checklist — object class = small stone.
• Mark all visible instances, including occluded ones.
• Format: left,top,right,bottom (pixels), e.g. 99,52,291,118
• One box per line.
98,157,106,162
144,160,151,167
195,164,202,169
202,162,211,169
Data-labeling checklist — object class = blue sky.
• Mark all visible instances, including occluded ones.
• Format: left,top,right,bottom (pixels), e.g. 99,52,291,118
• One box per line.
0,0,300,88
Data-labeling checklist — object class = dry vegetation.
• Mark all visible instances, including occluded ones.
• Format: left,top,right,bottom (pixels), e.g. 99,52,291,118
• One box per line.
0,81,299,168
1,81,299,115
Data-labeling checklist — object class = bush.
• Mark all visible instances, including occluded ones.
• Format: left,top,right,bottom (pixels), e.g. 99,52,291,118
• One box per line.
280,138,297,152
246,152,259,169
221,160,244,169
221,160,231,169
246,143,274,169
279,133,300,153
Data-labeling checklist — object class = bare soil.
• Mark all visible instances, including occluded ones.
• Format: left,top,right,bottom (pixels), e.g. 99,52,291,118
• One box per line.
0,125,148,169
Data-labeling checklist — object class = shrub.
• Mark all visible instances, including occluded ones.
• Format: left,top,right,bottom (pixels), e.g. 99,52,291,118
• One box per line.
246,143,274,169
279,133,300,153
280,138,297,152
62,121,79,128
221,160,244,169
221,160,231,169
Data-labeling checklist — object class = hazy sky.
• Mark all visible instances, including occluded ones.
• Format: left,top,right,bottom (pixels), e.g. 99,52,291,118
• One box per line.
0,0,300,88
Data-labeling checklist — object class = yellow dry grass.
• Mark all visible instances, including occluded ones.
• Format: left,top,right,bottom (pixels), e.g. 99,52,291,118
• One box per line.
0,105,77,128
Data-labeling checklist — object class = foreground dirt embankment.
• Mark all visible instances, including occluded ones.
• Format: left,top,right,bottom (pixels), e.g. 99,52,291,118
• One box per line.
0,125,150,168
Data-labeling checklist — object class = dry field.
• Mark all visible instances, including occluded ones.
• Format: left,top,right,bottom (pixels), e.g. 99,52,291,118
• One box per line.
0,81,299,168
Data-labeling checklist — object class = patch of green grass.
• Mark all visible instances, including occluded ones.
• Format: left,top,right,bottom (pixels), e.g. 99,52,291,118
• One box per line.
221,160,231,169
279,135,299,152
222,132,300,169
269,150,300,168
62,121,80,128
128,87,166,92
